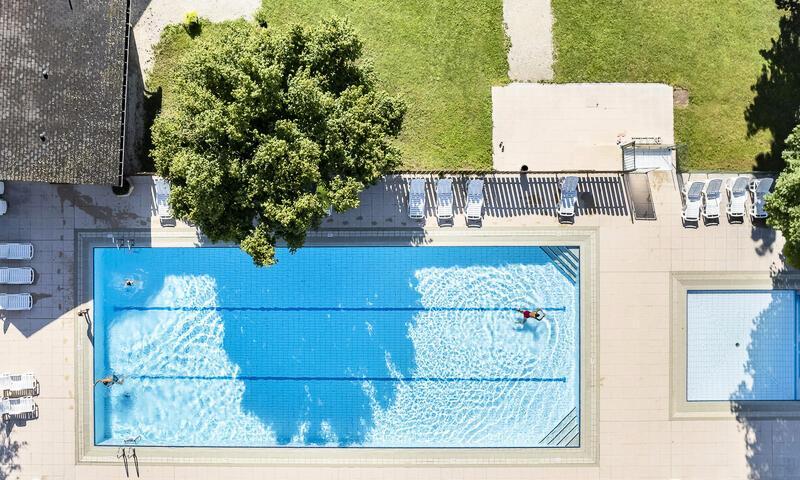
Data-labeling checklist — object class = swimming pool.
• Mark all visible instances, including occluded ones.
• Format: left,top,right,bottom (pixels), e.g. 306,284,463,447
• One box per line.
93,246,580,448
687,290,800,401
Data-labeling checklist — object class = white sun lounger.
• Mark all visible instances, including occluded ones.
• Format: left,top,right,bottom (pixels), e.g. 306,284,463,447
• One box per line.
0,396,38,421
749,178,773,220
0,294,33,311
0,267,34,285
465,179,484,222
0,181,4,195
558,176,579,218
408,178,426,220
154,177,174,226
682,181,704,223
0,243,34,260
0,198,6,216
702,179,722,220
726,176,749,219
436,178,454,221
0,374,39,398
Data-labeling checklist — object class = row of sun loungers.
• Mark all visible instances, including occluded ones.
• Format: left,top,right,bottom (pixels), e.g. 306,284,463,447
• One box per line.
682,177,773,224
0,243,36,311
408,178,485,223
0,373,39,421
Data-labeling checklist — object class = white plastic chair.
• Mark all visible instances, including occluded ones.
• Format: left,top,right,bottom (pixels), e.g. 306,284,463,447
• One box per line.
682,181,704,223
154,177,174,226
436,178,454,221
726,176,749,220
0,293,33,311
0,243,34,260
465,179,484,222
701,179,722,220
407,178,426,220
558,176,579,218
0,267,34,285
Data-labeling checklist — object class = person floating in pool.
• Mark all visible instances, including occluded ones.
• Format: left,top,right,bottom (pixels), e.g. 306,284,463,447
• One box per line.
515,308,544,325
124,279,135,287
95,374,124,387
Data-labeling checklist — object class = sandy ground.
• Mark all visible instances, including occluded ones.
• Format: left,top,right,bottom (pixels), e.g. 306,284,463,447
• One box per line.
132,0,261,78
504,0,554,81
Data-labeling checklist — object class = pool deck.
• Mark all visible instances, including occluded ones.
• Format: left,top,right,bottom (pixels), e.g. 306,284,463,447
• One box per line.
0,172,796,479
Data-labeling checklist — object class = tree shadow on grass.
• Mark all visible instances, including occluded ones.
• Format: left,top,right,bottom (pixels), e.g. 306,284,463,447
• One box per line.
746,13,800,171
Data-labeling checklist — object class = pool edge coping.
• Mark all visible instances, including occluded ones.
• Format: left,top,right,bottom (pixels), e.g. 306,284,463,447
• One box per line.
74,227,599,466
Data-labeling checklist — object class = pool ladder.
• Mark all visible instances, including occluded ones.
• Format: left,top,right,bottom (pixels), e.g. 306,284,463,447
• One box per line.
118,445,140,478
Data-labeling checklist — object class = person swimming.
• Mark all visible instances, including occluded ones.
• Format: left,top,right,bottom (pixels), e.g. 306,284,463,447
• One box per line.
95,374,124,387
515,308,544,325
124,279,134,287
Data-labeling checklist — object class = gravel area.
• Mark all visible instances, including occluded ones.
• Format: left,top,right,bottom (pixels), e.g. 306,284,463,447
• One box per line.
132,0,261,78
504,0,554,81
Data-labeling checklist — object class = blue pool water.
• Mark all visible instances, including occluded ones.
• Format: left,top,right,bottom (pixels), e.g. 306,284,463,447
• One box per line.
687,290,800,401
93,246,580,448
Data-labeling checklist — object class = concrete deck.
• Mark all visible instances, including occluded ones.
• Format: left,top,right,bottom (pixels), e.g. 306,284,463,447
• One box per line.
0,172,796,479
492,83,675,172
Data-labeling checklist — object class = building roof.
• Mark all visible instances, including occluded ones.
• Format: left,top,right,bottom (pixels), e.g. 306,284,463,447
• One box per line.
0,0,130,185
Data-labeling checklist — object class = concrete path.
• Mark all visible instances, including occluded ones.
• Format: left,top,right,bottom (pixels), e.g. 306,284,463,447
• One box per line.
504,0,554,81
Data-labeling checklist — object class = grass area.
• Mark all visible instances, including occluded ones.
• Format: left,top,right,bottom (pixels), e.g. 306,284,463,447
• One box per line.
551,0,784,171
147,1,509,170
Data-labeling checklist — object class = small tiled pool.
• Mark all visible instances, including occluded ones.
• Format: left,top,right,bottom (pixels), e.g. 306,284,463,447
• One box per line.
687,290,800,401
93,246,581,448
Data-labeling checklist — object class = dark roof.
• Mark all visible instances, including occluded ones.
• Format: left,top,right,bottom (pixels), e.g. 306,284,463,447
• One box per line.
0,0,130,185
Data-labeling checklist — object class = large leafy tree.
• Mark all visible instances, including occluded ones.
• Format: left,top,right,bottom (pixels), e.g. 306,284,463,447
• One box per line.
151,19,405,265
766,125,800,267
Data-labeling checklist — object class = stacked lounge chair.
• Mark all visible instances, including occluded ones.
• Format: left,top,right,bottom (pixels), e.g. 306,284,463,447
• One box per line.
0,267,34,285
0,396,38,422
681,181,704,224
154,177,175,227
0,293,33,311
407,178,426,220
749,178,773,220
436,178,454,223
0,181,6,216
726,176,749,221
0,373,39,398
465,179,485,224
0,243,34,260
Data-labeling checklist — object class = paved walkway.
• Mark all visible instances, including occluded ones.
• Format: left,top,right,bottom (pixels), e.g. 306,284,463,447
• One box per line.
0,173,795,479
504,0,554,81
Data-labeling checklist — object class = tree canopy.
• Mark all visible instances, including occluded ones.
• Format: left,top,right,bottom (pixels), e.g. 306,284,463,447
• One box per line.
766,125,800,268
151,19,405,265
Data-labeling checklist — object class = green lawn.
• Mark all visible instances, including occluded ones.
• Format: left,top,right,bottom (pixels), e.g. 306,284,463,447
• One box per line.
551,0,784,171
147,1,509,170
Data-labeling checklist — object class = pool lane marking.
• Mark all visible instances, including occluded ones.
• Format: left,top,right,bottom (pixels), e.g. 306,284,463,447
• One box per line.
113,306,568,312
125,375,567,383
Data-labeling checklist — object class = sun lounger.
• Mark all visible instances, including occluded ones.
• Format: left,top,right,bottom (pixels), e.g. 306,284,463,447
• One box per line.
0,267,34,285
0,198,6,216
558,176,579,218
701,179,722,220
0,181,4,195
0,374,39,398
726,176,749,220
682,181,704,223
465,179,484,222
436,178,454,221
0,396,38,421
749,178,773,220
408,178,426,220
0,294,33,311
0,243,34,260
154,177,174,226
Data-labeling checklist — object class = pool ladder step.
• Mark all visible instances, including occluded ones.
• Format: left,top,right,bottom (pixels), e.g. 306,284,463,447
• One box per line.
541,246,579,284
540,407,579,447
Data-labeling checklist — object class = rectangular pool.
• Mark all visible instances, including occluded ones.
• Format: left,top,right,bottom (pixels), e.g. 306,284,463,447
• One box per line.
93,246,580,448
687,290,800,401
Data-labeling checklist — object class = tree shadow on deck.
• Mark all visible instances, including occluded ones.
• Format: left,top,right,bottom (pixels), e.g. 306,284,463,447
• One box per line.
745,10,800,171
0,422,27,480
